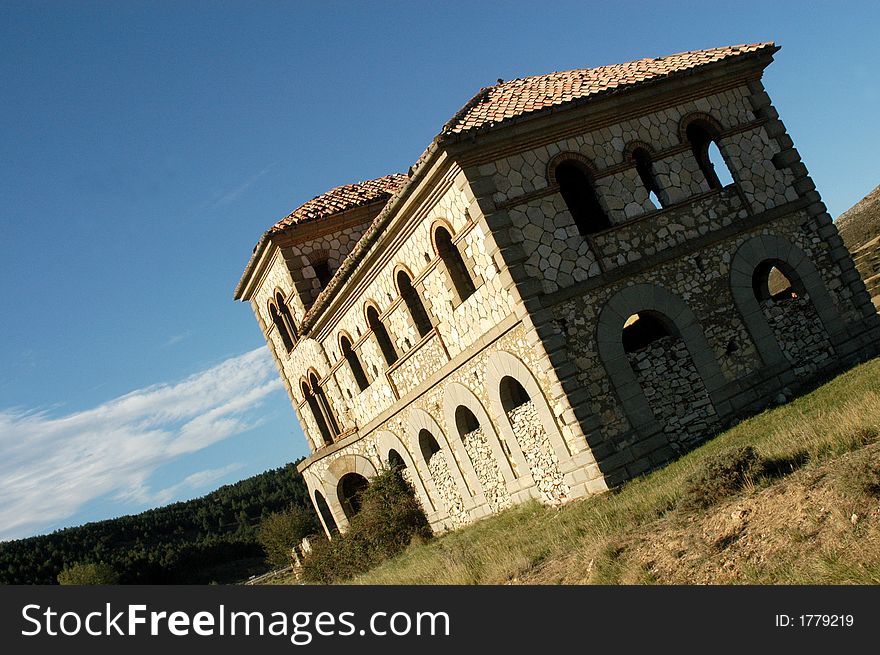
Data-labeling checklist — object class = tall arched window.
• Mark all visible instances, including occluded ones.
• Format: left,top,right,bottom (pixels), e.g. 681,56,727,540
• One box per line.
340,334,369,392
685,120,735,190
434,226,476,304
302,373,339,446
631,147,666,209
366,305,398,367
269,291,298,352
554,159,611,235
397,270,433,338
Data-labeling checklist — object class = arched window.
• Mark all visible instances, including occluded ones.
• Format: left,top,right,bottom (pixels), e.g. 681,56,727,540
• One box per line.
499,376,531,414
337,472,369,519
302,373,339,446
752,260,803,302
388,449,407,471
454,406,480,438
312,258,333,289
340,334,369,392
686,120,735,190
631,147,666,209
314,490,339,535
554,159,611,235
622,311,677,353
435,226,476,304
366,304,398,367
269,291,297,352
418,429,441,463
397,270,433,338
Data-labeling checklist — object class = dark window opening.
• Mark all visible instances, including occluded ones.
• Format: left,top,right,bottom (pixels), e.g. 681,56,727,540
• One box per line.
366,305,398,366
337,472,369,519
312,259,334,289
752,260,802,302
455,405,480,438
340,335,369,392
686,121,734,190
397,270,433,337
269,302,294,352
304,372,339,446
435,227,476,303
419,429,441,462
388,449,407,471
632,147,666,209
554,160,611,235
314,491,339,535
500,376,531,414
622,312,677,353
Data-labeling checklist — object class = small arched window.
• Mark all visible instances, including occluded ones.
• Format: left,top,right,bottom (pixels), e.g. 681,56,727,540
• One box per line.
397,270,433,338
418,429,441,463
554,159,611,235
500,376,531,414
631,147,666,209
455,406,480,438
340,334,369,392
269,292,297,352
685,120,735,190
366,305,398,367
435,226,476,304
752,260,804,302
302,373,339,446
312,258,333,289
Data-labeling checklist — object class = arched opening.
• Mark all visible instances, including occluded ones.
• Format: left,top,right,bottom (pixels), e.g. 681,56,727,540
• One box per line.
311,258,333,289
340,335,369,392
269,302,294,352
275,292,298,341
303,373,339,446
454,405,480,437
314,490,339,535
752,260,803,302
621,308,719,450
387,449,406,471
454,403,512,506
751,259,834,377
366,304,398,367
686,121,734,190
632,147,666,209
499,376,530,414
622,311,677,353
554,159,611,235
435,226,476,304
397,270,433,338
419,429,441,463
337,472,369,520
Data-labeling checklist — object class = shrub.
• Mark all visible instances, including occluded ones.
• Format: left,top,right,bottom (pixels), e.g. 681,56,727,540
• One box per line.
257,504,319,569
57,562,119,585
678,445,758,510
301,467,431,583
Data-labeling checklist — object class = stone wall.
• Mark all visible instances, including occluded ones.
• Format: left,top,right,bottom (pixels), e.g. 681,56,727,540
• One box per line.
507,401,569,503
628,336,720,452
460,426,511,512
761,295,835,378
425,450,469,528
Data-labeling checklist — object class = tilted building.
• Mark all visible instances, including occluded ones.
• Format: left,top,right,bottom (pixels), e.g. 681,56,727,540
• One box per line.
235,43,880,537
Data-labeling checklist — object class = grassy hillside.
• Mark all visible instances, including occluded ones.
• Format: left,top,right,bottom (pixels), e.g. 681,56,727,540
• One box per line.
0,460,315,584
351,358,880,585
837,184,880,250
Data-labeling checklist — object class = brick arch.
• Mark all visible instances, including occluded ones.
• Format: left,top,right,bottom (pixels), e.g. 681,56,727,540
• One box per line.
406,407,474,504
442,381,517,491
729,234,846,367
677,111,724,143
623,139,657,163
596,283,726,436
485,350,573,463
374,430,437,513
546,150,598,182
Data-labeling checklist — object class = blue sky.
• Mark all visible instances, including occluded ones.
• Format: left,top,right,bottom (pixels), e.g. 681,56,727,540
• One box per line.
1,0,877,541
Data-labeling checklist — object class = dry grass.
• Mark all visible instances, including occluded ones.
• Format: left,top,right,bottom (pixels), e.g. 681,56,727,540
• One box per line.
351,357,880,585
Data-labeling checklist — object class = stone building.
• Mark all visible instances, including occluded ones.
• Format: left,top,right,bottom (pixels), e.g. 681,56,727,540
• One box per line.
234,43,880,537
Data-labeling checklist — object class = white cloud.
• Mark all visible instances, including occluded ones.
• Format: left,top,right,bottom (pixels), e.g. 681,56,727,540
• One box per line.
0,347,283,542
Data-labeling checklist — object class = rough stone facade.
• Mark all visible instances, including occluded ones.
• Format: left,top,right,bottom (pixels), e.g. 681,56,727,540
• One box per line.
235,44,880,537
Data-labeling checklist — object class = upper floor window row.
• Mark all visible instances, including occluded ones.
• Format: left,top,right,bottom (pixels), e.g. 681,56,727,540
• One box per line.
551,112,737,234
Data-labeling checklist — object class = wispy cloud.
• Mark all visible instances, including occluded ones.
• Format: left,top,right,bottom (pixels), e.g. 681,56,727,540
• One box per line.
211,164,275,209
162,330,194,348
0,347,283,542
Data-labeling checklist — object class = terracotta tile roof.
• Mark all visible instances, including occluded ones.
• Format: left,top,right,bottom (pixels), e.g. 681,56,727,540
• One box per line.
269,173,408,234
442,43,776,137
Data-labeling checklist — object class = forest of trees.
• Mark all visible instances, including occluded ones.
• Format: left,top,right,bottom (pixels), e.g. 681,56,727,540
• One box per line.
0,460,317,584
